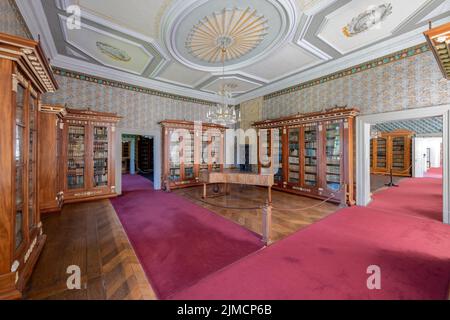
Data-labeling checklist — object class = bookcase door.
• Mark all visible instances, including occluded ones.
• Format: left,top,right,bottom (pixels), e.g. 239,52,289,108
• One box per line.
168,130,182,182
259,129,272,175
210,130,222,173
14,82,27,254
273,128,284,185
323,122,344,194
65,124,89,192
375,137,388,171
181,130,195,181
92,125,110,190
391,136,408,173
287,128,300,186
302,124,319,189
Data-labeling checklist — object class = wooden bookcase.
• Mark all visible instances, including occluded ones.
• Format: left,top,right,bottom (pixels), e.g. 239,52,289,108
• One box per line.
370,130,413,177
38,104,66,214
61,108,121,203
254,107,358,205
160,120,226,190
0,33,58,299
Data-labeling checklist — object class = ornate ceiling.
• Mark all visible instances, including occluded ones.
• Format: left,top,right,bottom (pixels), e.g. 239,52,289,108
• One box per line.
16,0,450,104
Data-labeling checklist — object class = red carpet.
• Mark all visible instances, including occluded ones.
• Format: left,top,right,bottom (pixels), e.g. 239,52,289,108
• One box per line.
110,175,264,299
425,167,443,179
369,177,443,221
171,177,450,300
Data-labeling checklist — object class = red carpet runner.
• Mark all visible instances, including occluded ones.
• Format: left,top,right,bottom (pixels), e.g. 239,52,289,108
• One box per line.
110,175,264,299
171,176,450,300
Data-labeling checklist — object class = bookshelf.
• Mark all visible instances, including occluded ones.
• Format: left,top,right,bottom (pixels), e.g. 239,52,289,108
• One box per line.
160,120,226,190
370,130,413,177
254,107,358,205
0,33,58,298
61,108,121,203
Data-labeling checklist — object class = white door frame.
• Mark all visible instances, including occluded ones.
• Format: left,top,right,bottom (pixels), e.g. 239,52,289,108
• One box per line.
356,105,450,225
115,128,162,194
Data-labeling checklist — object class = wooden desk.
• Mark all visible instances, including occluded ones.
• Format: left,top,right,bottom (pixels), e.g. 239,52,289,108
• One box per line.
200,172,275,245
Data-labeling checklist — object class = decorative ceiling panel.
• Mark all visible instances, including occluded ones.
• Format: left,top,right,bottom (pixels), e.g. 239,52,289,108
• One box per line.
16,0,450,102
317,0,431,54
60,15,154,75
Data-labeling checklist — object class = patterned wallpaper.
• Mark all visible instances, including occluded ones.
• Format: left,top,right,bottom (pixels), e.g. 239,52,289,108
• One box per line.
0,0,32,39
43,75,211,131
263,50,450,119
240,97,263,130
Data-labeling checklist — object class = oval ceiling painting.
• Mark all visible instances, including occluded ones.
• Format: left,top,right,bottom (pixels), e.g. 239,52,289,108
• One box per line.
342,3,393,38
96,41,132,62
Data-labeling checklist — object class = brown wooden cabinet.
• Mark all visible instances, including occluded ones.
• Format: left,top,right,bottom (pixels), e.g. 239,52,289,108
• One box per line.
61,108,121,203
370,130,413,177
160,120,226,190
38,105,66,214
254,107,358,205
0,33,58,299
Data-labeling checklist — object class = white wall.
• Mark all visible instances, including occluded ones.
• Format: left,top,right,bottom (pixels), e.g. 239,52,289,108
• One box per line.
413,137,443,177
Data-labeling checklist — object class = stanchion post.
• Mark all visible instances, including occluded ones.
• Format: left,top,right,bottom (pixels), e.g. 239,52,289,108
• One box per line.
262,200,272,246
339,183,348,208
202,183,207,199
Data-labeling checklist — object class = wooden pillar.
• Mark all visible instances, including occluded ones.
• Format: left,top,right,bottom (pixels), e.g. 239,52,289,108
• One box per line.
262,201,272,246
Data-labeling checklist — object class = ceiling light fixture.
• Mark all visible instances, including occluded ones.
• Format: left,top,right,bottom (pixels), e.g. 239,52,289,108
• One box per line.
206,40,240,126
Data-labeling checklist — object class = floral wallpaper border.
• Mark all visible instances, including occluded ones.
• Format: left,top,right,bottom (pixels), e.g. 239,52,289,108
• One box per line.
264,43,430,100
52,67,217,106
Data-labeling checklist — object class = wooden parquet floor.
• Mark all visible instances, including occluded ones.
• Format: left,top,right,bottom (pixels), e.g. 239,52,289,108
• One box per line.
175,185,339,243
24,186,339,300
24,200,156,300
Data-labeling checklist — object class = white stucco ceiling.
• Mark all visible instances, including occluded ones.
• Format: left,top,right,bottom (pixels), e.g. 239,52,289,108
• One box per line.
17,0,450,104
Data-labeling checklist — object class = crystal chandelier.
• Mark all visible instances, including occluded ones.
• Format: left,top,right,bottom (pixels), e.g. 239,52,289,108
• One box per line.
206,40,240,126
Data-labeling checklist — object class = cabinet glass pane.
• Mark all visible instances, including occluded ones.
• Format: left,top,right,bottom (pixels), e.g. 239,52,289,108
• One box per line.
325,123,342,191
15,210,23,249
200,132,209,173
370,139,374,168
304,125,318,187
94,127,109,187
392,137,405,170
274,129,283,183
376,138,387,168
183,131,194,179
16,84,25,124
28,96,37,228
260,130,271,169
15,84,25,250
169,131,181,181
211,132,221,172
67,125,85,189
288,128,300,184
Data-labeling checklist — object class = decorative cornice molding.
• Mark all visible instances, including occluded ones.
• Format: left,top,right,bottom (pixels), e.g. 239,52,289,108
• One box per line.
8,0,33,39
52,67,217,106
264,42,430,100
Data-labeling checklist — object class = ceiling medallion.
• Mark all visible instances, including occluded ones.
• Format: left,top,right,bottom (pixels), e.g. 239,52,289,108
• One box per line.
185,7,269,63
342,3,393,38
96,42,131,62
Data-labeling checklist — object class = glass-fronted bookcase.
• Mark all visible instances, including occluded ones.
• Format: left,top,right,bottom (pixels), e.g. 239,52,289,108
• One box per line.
61,109,121,203
255,107,358,205
0,33,58,299
370,130,413,177
160,120,226,190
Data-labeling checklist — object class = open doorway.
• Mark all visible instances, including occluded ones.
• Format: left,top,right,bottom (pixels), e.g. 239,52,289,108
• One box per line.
369,116,443,193
121,134,155,182
356,105,450,224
